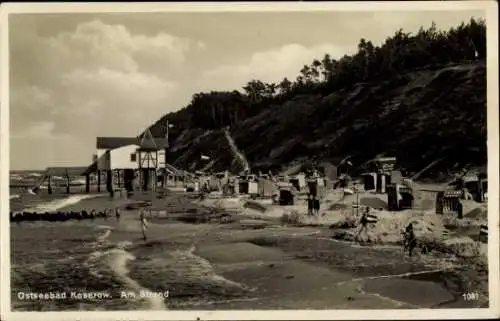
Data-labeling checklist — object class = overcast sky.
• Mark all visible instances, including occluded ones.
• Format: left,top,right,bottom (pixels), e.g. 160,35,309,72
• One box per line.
8,10,485,170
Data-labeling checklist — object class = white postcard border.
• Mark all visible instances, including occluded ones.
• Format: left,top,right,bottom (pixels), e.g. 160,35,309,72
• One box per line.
1,1,498,320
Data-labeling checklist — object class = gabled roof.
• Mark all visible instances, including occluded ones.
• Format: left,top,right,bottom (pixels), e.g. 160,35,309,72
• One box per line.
96,137,139,149
138,128,159,150
96,136,167,150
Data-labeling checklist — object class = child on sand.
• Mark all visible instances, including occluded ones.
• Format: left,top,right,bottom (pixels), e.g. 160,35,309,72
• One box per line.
139,209,148,241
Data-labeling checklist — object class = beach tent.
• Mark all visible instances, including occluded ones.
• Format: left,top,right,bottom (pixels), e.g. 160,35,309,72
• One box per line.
206,175,220,191
390,170,404,185
238,179,249,194
387,184,414,211
248,181,258,195
320,162,338,182
257,178,278,198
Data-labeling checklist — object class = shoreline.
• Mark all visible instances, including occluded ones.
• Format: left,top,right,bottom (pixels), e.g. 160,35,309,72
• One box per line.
10,190,489,310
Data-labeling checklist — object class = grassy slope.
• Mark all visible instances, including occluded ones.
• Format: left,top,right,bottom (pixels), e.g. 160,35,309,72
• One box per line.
166,61,486,178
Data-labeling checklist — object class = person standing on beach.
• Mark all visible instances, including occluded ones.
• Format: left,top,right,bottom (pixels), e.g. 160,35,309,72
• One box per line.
404,223,417,257
355,207,370,241
307,194,314,216
139,209,148,241
313,196,320,216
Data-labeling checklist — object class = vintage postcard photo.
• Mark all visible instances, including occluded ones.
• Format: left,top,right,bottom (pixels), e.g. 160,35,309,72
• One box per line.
1,1,499,320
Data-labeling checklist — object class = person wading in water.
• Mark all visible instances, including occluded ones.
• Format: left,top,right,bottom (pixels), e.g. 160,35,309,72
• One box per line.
115,208,121,222
139,209,148,241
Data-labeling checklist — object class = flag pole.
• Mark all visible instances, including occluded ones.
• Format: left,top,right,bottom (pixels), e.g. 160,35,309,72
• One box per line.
166,120,169,148
356,183,359,217
164,120,170,189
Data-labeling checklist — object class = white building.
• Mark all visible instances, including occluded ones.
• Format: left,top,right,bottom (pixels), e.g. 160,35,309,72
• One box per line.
85,134,168,192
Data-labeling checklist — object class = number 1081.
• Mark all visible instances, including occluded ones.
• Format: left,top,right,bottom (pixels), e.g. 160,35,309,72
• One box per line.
462,292,479,301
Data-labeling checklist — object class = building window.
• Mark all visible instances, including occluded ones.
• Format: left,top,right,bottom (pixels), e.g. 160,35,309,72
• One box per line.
130,153,137,162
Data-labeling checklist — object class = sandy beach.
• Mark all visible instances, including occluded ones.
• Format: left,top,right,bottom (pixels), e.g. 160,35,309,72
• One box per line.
10,187,489,311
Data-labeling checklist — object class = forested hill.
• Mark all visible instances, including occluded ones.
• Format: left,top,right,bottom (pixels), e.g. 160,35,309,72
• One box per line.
146,19,487,179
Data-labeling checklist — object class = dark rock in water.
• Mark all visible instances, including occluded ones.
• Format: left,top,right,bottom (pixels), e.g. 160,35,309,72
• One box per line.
285,275,295,279
268,263,275,268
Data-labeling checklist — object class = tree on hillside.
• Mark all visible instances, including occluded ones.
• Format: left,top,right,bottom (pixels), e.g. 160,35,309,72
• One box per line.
279,77,293,95
265,83,278,98
148,18,486,137
310,59,322,82
243,79,267,103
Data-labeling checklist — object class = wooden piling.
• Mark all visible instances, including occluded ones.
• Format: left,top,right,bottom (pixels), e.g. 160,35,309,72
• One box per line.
142,168,149,191
106,170,114,197
47,175,53,195
66,175,70,194
116,170,121,189
97,170,101,192
85,174,90,193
